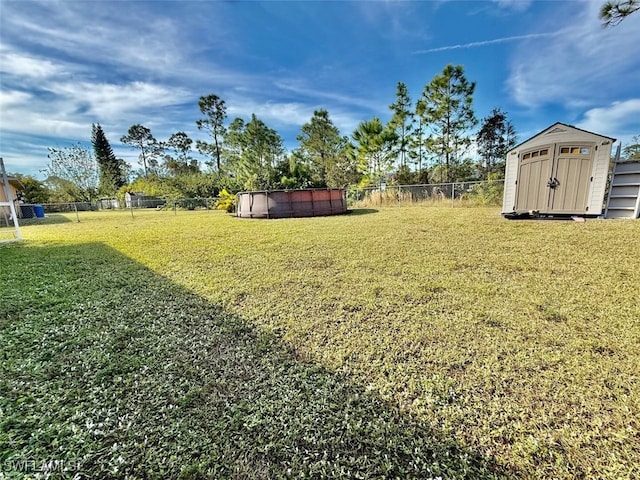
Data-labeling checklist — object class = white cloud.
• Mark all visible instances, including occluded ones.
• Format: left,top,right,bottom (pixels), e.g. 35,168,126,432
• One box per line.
506,0,640,108
48,81,193,119
225,96,363,138
0,132,51,177
0,79,193,140
1,2,186,78
0,1,254,97
491,0,532,12
0,86,84,138
576,99,640,141
0,90,32,107
226,98,311,128
0,49,67,79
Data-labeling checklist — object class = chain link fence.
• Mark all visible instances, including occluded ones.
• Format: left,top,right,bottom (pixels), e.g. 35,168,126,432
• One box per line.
5,179,505,226
36,197,222,214
348,179,505,207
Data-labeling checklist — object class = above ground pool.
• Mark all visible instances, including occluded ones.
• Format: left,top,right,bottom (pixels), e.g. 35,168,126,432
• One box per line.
236,189,347,219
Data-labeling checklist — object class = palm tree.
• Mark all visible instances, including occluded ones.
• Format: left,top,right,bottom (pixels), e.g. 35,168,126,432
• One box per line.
351,118,397,187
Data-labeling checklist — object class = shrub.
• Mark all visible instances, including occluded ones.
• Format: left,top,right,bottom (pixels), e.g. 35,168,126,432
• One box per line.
215,189,236,213
462,175,504,206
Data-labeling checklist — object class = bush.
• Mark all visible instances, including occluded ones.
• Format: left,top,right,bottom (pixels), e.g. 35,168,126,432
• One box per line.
462,175,504,206
176,198,211,210
215,189,236,213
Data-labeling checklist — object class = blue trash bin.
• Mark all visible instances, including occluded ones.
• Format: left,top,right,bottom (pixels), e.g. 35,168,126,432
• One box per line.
34,205,45,218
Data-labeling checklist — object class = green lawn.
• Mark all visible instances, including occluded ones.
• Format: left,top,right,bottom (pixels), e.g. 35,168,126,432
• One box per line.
1,207,639,479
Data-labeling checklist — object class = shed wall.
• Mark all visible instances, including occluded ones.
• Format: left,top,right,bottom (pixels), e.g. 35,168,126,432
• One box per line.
0,182,18,203
502,151,519,212
502,124,613,215
587,145,612,214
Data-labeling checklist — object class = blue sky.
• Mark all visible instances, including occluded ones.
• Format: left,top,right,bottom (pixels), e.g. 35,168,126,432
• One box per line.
1,0,639,178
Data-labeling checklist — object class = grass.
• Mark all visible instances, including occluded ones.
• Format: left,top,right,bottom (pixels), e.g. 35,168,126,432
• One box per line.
1,207,639,479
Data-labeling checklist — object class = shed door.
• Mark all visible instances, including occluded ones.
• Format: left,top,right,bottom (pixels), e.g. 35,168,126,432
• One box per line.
514,145,552,211
548,144,595,214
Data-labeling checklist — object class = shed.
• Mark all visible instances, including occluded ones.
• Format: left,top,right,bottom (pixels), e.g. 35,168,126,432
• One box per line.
502,123,615,217
0,176,24,224
124,192,165,209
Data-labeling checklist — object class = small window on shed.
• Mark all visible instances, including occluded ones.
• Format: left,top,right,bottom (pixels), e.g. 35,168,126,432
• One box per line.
560,147,569,154
532,151,539,157
540,149,549,155
523,153,531,160
571,147,580,154
580,147,590,154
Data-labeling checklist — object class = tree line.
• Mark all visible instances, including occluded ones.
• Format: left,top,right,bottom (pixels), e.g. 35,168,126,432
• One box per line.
29,64,525,203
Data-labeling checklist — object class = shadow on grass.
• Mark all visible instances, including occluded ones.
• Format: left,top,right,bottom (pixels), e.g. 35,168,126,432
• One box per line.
347,208,379,216
0,242,512,479
18,213,74,226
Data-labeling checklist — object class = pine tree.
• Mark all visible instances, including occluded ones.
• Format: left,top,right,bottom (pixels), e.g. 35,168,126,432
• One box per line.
600,0,639,26
196,94,227,173
476,108,517,178
223,114,284,190
296,109,347,187
420,64,477,183
410,99,428,175
92,124,125,195
350,117,398,187
388,82,414,169
121,124,162,178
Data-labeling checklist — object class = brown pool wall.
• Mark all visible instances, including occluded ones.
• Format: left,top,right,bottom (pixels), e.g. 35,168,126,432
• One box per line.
236,189,347,219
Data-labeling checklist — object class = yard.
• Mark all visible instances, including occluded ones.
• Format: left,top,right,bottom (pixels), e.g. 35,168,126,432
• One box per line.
1,206,639,479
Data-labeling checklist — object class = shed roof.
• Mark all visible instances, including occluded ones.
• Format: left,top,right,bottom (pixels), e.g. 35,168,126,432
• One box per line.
1,176,24,189
508,122,616,153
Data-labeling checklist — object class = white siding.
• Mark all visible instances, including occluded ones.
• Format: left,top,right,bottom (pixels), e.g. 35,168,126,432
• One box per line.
587,145,613,214
502,151,519,212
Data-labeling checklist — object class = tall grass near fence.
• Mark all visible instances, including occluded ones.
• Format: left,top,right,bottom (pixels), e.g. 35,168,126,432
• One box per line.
350,180,504,208
2,207,639,479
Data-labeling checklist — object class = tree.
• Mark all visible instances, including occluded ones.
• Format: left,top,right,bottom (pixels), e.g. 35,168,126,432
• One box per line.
296,109,348,187
117,176,181,201
164,132,199,176
600,0,639,26
11,174,50,204
623,134,640,160
409,99,428,176
476,108,517,178
121,124,162,178
388,82,414,169
420,64,477,183
223,117,247,174
116,158,132,184
326,149,361,188
274,152,314,189
224,114,284,190
43,143,99,202
196,94,227,173
350,117,398,188
92,124,126,195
